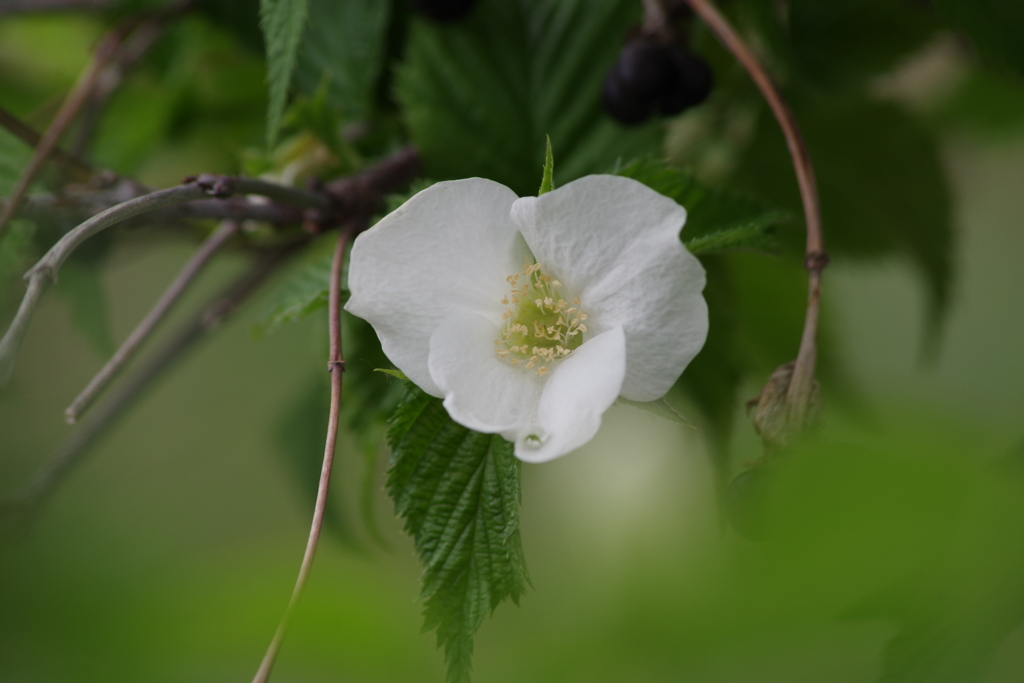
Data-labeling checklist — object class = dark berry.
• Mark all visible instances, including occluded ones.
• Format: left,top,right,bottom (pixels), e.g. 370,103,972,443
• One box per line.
410,0,478,23
602,70,655,126
658,48,714,116
611,39,674,101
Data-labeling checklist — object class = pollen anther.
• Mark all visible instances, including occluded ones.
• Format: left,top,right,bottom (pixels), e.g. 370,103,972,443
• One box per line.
496,262,588,369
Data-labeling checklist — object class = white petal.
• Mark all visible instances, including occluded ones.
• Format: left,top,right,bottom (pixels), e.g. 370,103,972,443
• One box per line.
513,326,627,463
346,179,530,396
428,312,543,434
511,175,708,402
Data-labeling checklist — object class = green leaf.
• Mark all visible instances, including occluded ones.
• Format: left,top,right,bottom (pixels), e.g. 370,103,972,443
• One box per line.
259,0,309,146
292,0,391,123
0,219,36,315
56,255,115,358
930,68,1024,136
685,224,781,256
733,93,954,350
782,0,935,89
0,126,30,197
538,135,555,195
931,0,1024,77
396,0,661,197
386,383,528,683
616,158,786,254
254,249,333,336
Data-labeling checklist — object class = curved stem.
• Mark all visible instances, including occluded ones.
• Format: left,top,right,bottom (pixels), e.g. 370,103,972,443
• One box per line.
0,183,207,386
65,220,241,423
681,0,827,426
251,224,353,683
5,252,286,522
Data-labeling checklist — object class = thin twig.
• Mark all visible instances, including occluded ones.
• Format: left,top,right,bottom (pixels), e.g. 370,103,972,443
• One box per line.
252,223,354,683
681,0,826,427
71,19,167,157
65,220,241,423
0,29,124,240
5,252,288,524
0,172,336,386
0,106,97,181
16,190,304,225
0,183,207,385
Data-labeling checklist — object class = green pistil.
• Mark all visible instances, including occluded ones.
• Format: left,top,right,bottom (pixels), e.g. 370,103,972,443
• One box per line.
496,263,587,375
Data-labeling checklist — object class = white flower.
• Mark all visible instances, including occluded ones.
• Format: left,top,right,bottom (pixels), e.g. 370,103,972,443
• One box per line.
345,175,708,463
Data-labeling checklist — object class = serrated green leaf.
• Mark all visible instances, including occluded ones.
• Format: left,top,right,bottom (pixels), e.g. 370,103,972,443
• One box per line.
538,135,555,195
387,383,527,683
685,223,782,256
396,0,660,197
254,250,333,335
292,0,391,123
260,0,309,146
616,158,786,254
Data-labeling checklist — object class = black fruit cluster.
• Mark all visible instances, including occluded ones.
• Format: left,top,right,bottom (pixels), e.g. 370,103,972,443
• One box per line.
410,0,478,23
602,38,714,125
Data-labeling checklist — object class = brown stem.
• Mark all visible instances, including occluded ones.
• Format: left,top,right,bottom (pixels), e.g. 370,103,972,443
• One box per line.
65,220,241,424
0,0,196,240
251,223,353,683
0,29,123,240
0,106,97,181
71,18,167,157
681,0,827,427
5,252,288,523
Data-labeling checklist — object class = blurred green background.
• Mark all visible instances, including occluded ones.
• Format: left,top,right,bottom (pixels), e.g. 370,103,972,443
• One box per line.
3,5,1024,683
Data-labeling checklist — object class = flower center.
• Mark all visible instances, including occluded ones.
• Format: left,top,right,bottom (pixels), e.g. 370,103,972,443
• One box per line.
494,262,587,376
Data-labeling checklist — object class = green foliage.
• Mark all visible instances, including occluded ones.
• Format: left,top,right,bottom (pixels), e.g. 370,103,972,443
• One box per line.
0,219,36,314
90,19,267,178
685,225,779,256
259,0,309,146
616,158,785,255
754,432,1024,683
386,383,527,683
54,236,115,358
931,68,1024,136
254,249,333,336
395,0,661,197
283,81,359,171
292,0,391,123
0,126,30,196
932,0,1024,77
734,94,953,345
775,0,935,89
